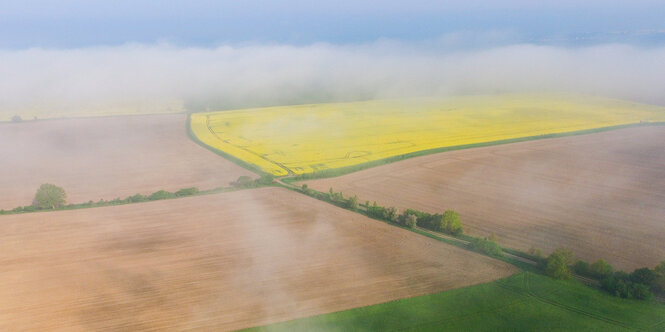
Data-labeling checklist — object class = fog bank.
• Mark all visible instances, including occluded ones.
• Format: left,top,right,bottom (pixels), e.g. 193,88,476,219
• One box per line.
1,42,664,120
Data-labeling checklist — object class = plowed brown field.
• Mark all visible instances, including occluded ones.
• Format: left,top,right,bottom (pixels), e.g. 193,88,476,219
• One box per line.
0,187,516,331
303,126,665,270
0,114,254,209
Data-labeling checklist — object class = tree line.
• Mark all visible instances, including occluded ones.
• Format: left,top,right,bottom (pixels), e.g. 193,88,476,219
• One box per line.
298,185,511,258
544,247,665,300
3,174,281,215
0,184,201,215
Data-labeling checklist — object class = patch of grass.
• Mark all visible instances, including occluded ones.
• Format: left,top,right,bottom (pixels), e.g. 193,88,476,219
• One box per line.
244,272,665,331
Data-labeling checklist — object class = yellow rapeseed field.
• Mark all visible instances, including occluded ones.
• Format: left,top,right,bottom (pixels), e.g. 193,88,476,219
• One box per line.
190,94,665,176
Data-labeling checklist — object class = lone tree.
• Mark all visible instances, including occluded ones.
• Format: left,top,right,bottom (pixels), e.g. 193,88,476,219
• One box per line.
546,248,575,279
33,184,66,209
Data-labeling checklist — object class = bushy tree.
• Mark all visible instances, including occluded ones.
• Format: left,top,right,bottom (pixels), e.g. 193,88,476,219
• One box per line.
655,261,665,276
546,248,575,280
630,267,656,286
653,261,665,293
175,187,199,197
601,271,654,300
33,183,66,209
602,276,631,298
528,247,543,259
127,193,148,203
235,175,254,186
347,195,359,211
383,207,399,223
573,261,591,277
630,283,653,300
590,259,614,279
367,201,386,219
441,210,463,235
11,115,22,122
148,190,175,200
404,214,417,229
257,174,274,185
470,238,503,257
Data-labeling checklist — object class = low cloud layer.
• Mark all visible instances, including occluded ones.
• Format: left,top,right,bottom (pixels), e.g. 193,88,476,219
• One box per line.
1,41,665,120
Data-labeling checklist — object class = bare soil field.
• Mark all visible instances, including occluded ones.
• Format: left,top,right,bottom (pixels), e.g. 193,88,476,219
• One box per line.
304,126,665,271
0,187,516,331
0,114,254,209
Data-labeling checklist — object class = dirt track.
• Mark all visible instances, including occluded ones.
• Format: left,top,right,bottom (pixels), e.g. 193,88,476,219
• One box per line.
0,187,515,331
0,114,254,209
304,126,665,270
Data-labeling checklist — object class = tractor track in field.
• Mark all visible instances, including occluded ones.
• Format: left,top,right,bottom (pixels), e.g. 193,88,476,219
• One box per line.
205,115,295,176
520,273,636,330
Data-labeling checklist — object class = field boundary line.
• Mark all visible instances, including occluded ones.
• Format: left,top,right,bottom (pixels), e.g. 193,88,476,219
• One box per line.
203,114,294,175
185,113,269,176
287,121,665,182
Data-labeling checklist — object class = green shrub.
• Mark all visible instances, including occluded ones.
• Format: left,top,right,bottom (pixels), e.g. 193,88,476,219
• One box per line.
366,202,386,219
347,195,359,211
441,210,463,236
175,187,199,197
257,174,275,185
630,267,656,286
590,259,614,279
545,248,575,280
383,207,399,223
148,190,175,200
630,283,653,300
127,193,148,203
573,260,591,277
404,214,417,228
235,175,254,187
470,238,503,258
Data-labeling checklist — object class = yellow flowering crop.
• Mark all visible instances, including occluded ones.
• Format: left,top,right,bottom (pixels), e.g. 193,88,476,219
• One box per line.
191,94,665,176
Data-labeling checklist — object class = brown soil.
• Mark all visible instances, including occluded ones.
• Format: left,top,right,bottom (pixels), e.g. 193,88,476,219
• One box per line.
304,126,665,270
0,114,254,209
0,187,516,331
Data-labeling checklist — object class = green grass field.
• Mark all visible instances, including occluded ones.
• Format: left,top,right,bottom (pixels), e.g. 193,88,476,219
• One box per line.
244,272,665,331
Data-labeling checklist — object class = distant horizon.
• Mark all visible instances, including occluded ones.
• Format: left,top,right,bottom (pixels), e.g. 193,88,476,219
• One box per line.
2,1,665,49
2,1,665,119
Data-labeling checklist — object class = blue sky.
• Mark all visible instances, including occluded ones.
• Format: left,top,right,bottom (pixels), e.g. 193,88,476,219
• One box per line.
2,1,665,48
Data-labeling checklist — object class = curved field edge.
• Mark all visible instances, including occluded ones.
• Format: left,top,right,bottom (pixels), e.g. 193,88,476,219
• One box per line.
186,113,268,176
287,121,665,181
188,116,664,182
189,95,665,177
243,272,665,332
